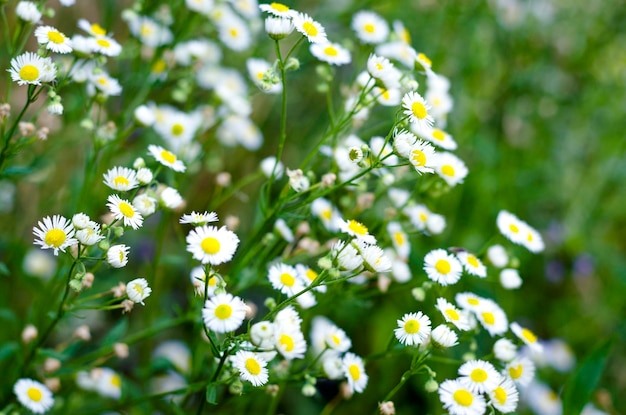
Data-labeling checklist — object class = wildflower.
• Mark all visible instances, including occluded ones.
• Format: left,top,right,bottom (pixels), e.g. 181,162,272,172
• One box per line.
232,351,269,386
274,218,294,243
33,215,77,256
268,263,304,297
133,194,158,216
412,125,458,150
88,35,123,57
323,325,352,353
402,91,434,130
103,167,139,192
260,156,284,179
250,321,275,349
455,292,486,312
487,244,509,268
186,225,239,265
107,195,143,229
264,16,294,39
504,356,535,387
16,2,41,23
351,10,389,44
458,360,502,394
434,152,468,186
202,293,246,333
394,311,431,346
126,278,151,305
107,244,130,268
379,401,396,415
292,12,327,44
475,299,509,336
147,145,186,172
310,42,352,66
510,322,543,353
126,15,173,47
431,324,459,348
218,14,252,51
386,222,410,259
136,168,153,185
424,249,462,286
311,198,342,231
496,210,526,246
367,54,401,89
435,298,472,331
95,368,122,399
180,211,218,226
408,140,437,174
78,19,108,36
356,240,392,273
494,338,518,362
247,58,281,94
14,378,54,414
190,266,219,297
21,325,38,343
456,251,487,278
259,2,292,18
342,353,368,393
8,52,56,86
286,168,310,192
34,26,73,54
274,325,307,360
500,268,522,289
88,71,122,96
488,378,519,413
438,379,486,415
374,86,401,106
338,219,376,244
160,187,184,209
75,222,104,246
331,240,363,271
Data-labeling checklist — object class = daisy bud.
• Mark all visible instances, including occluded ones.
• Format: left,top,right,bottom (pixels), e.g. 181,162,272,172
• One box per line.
21,324,38,343
216,172,231,187
229,379,244,395
321,173,336,187
244,302,257,319
411,287,426,301
317,256,333,270
44,357,61,373
424,378,439,393
121,299,134,313
264,297,276,310
379,401,396,415
225,215,240,231
134,105,155,126
45,377,60,393
266,384,279,397
18,122,35,136
284,57,300,71
487,244,509,268
74,324,91,341
82,272,95,288
112,282,126,298
500,268,522,289
302,383,316,397
0,103,10,119
114,342,129,359
133,157,146,169
339,381,353,400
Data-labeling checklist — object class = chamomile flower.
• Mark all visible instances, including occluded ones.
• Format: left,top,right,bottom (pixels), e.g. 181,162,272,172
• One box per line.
126,278,151,305
107,244,129,268
412,125,458,150
202,293,246,333
8,52,56,86
435,152,468,186
510,322,543,353
33,215,77,256
103,167,139,192
274,325,307,360
424,249,463,286
367,54,401,89
402,91,434,130
268,263,304,297
505,356,535,387
394,311,431,346
34,26,73,54
107,195,144,230
89,71,122,96
296,264,326,292
311,198,342,231
489,378,519,413
404,204,431,231
342,353,368,393
160,186,184,210
250,321,276,349
88,35,122,56
475,299,509,336
500,268,522,289
431,324,459,348
232,351,269,386
324,325,352,353
356,240,392,273
259,2,292,18
456,251,487,278
126,15,173,47
291,12,327,44
392,129,417,158
179,211,218,226
147,145,186,172
408,140,437,174
351,10,389,44
78,19,108,36
387,221,410,259
186,225,239,265
496,210,526,246
310,42,351,66
435,298,472,331
264,16,294,38
95,367,122,399
331,240,363,271
338,219,376,244
14,378,54,414
218,14,252,51
455,292,486,313
133,193,158,216
75,222,104,246
458,360,502,394
438,379,486,415
494,338,518,362
374,86,401,106
16,2,42,23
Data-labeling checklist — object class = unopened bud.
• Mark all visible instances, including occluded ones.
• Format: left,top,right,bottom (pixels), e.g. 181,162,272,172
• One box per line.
21,324,38,344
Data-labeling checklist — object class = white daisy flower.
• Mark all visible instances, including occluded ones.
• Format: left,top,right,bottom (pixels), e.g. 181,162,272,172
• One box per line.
133,193,158,216
186,0,215,14
331,240,363,271
392,129,417,159
107,244,129,268
402,91,434,130
412,124,458,150
16,1,42,23
387,221,410,259
148,145,186,172
504,356,535,387
78,19,108,36
160,187,184,210
355,240,392,273
13,378,54,414
126,15,173,47
311,198,342,231
458,360,502,394
126,278,151,305
136,167,154,185
33,215,77,256
107,194,143,230
103,166,139,192
338,219,376,244
456,251,487,278
435,297,472,331
75,222,104,246
494,338,518,362
522,223,545,253
259,2,293,18
342,353,368,393
404,204,431,231
34,25,73,54
500,268,523,289
274,305,302,329
268,263,304,297
366,54,401,89
510,322,543,353
475,299,509,336
351,10,389,44
423,249,463,286
431,324,459,348
455,292,486,312
94,367,122,399
274,325,307,360
434,152,468,186
88,35,123,57
202,293,246,333
291,12,327,44
179,211,218,226
264,16,294,38
324,325,352,353
8,52,56,86
232,350,269,386
250,321,276,349
189,266,220,297
376,40,416,68
489,378,519,413
496,210,527,246
408,140,437,174
438,378,485,415
246,58,281,94
88,71,122,96
186,225,239,265
374,86,401,107
217,14,252,51
394,311,431,346
310,42,351,66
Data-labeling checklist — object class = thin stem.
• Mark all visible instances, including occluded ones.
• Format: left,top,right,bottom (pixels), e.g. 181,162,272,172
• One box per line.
0,85,38,172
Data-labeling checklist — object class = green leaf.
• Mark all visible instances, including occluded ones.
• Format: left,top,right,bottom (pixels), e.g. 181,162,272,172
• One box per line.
101,317,128,346
0,262,9,276
562,338,613,414
206,383,218,405
0,342,19,362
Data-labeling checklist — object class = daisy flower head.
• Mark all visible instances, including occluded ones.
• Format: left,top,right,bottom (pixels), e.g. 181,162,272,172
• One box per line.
34,26,73,54
431,324,459,348
190,266,220,297
264,16,294,39
387,221,410,259
202,292,246,333
107,194,143,230
392,128,418,158
8,52,56,86
374,86,401,107
217,14,252,51
510,322,543,353
455,292,486,313
394,311,431,346
494,338,518,362
408,139,437,174
456,251,487,278
435,297,472,331
126,15,173,48
458,360,502,394
434,152,468,186
250,321,276,349
496,210,527,246
324,325,352,353
94,367,122,399
33,215,77,256
412,124,458,150
107,244,130,268
274,325,307,360
78,19,108,36
14,378,54,414
311,198,342,231
274,305,302,330
259,2,293,18
103,166,139,192
147,145,186,172
438,378,486,415
296,264,326,292
186,225,239,265
342,353,368,393
75,222,104,246
16,1,42,23
291,12,327,44
489,378,519,413
126,278,151,305
351,10,389,44
88,71,122,96
475,299,509,336
179,211,218,226
367,54,401,89
232,350,269,386
355,240,392,273
504,356,535,387
132,193,158,216
268,263,303,296
331,240,363,271
338,219,376,244
402,91,434,130
423,249,463,286
500,268,522,289
88,35,123,57
310,42,352,66
247,58,281,94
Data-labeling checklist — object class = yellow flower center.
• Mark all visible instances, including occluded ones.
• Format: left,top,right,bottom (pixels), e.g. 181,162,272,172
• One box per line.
494,386,507,404
347,219,368,236
45,228,66,248
91,23,106,36
214,304,232,320
229,28,238,37
467,255,479,268
331,334,341,345
419,213,427,222
111,374,121,387
482,312,495,325
97,77,108,85
132,282,144,295
453,389,473,406
393,231,405,246
279,334,294,352
208,276,217,286
432,129,446,141
201,237,220,255
441,165,455,177
521,328,537,343
160,149,177,164
245,357,261,375
375,62,383,71
324,46,338,56
271,2,289,12
48,31,65,44
279,272,295,287
305,269,318,282
96,38,111,48
411,101,427,119
404,319,420,334
118,249,125,263
527,232,534,242
381,89,390,100
435,259,451,274
509,364,523,379
26,387,43,402
19,65,39,82
140,23,153,36
348,364,361,381
509,223,519,234
302,21,318,37
417,53,432,67
113,176,130,187
411,149,426,167
119,202,135,218
468,298,480,306
445,308,460,321
364,23,375,33
152,59,166,73
171,123,184,136
470,368,488,382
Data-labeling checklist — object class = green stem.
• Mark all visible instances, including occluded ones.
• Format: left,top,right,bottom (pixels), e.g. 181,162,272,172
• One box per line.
0,85,38,172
